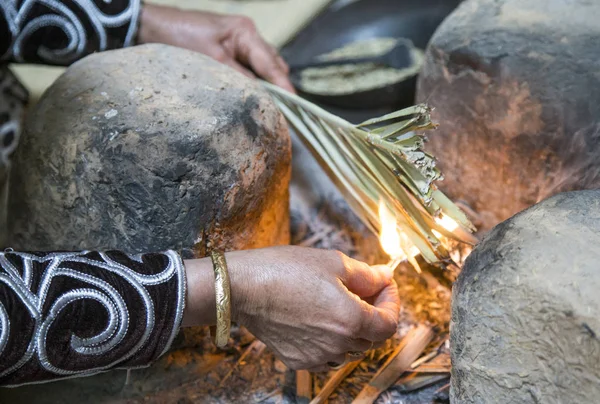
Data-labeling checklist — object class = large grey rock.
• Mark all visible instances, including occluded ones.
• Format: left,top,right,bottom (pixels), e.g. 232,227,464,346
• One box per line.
451,190,600,403
417,0,600,231
7,44,291,255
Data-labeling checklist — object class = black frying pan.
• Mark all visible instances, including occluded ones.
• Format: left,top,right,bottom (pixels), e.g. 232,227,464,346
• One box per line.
280,0,462,110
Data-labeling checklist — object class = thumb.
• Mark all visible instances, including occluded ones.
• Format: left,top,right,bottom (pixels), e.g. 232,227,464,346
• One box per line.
356,281,400,342
340,257,394,298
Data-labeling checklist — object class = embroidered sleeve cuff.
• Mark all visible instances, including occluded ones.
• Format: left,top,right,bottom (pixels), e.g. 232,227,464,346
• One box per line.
1,0,142,65
0,249,186,387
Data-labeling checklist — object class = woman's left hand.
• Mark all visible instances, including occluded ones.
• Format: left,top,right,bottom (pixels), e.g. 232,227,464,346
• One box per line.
138,4,295,92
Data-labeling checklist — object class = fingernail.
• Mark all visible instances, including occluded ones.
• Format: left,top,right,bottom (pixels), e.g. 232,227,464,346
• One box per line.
377,264,394,280
276,79,293,93
284,82,297,94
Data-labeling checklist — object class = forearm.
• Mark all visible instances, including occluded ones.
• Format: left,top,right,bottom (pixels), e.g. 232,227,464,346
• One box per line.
181,257,217,327
182,251,250,328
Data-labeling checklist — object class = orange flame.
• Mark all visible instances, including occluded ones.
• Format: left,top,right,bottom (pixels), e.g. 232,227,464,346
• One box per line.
435,214,458,232
378,200,406,260
378,200,425,273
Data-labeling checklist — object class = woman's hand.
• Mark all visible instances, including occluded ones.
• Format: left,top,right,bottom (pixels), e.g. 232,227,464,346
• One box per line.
138,4,294,92
183,246,400,371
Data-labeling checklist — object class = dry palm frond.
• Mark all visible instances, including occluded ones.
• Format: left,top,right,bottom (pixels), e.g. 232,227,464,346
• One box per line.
262,81,477,266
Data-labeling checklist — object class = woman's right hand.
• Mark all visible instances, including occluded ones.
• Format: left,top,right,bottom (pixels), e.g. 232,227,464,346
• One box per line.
184,246,400,371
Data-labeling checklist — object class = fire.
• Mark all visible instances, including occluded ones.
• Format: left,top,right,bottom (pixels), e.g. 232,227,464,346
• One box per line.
433,214,459,249
378,202,462,273
378,200,420,272
435,214,458,232
378,200,406,260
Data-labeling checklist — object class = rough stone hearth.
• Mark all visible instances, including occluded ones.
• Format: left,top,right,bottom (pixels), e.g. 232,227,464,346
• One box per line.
452,190,600,403
7,44,291,256
417,0,600,232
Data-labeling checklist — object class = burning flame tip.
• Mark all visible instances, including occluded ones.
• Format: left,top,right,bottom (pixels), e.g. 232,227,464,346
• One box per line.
378,200,419,262
378,201,404,259
436,214,459,232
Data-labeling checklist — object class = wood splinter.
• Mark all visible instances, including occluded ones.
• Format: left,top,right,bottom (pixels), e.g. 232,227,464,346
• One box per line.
219,340,265,387
352,324,434,404
296,370,313,404
395,373,450,393
310,360,363,404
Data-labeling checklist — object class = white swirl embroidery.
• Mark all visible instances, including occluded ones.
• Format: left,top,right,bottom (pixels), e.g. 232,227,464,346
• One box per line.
0,250,185,381
1,0,140,63
0,67,28,167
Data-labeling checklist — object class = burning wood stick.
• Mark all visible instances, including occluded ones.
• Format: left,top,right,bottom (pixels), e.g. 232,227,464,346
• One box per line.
310,360,363,404
352,324,434,404
296,370,313,404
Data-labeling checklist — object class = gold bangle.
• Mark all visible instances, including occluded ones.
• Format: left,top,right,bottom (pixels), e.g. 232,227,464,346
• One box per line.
210,250,231,348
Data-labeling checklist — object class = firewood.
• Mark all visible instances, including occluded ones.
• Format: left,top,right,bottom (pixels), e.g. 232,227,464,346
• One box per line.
405,364,451,374
219,340,265,387
310,360,363,404
395,373,449,392
410,338,447,369
352,324,434,404
296,370,313,404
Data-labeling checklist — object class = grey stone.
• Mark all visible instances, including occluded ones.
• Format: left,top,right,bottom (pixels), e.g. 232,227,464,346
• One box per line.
417,0,600,231
7,44,291,255
451,190,600,403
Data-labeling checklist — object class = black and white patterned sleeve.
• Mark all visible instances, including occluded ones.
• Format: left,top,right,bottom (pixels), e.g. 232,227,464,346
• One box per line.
0,0,141,65
0,249,186,387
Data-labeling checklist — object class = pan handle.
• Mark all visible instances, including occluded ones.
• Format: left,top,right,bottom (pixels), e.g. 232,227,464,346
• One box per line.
288,55,385,71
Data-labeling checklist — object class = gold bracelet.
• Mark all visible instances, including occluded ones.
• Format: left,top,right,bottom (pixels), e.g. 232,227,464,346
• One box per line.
210,250,231,348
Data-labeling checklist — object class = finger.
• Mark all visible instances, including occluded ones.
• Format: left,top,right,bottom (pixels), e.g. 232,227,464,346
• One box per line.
372,341,386,350
347,338,373,352
265,42,289,74
274,54,296,93
203,46,257,79
340,257,394,298
235,32,295,92
222,57,256,79
267,45,290,75
357,281,400,342
276,55,290,74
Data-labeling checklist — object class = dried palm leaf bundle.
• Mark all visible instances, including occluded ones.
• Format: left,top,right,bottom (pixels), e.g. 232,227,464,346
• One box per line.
262,81,477,269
